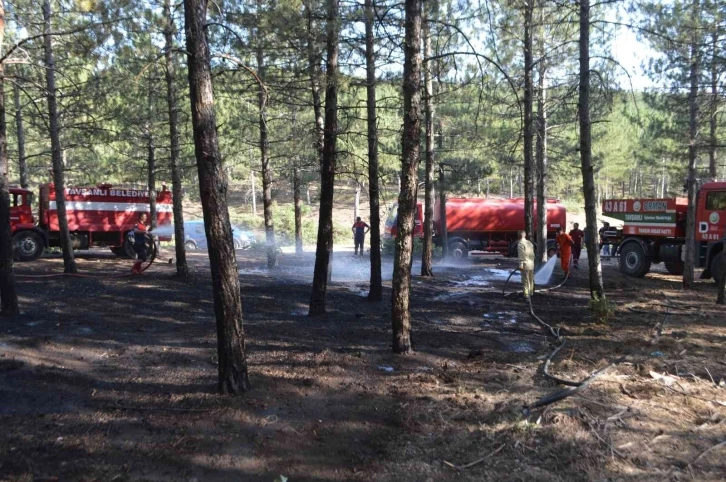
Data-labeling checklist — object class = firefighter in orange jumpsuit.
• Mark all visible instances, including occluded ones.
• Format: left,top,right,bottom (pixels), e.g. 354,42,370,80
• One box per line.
555,227,574,277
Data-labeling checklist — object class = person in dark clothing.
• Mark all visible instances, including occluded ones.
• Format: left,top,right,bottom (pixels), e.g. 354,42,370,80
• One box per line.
569,222,584,268
352,217,370,255
599,222,611,259
131,213,150,274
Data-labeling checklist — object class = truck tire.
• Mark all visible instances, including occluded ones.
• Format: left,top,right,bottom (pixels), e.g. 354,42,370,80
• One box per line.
448,241,468,258
619,242,651,278
664,261,684,276
13,231,44,261
711,251,724,285
546,240,557,258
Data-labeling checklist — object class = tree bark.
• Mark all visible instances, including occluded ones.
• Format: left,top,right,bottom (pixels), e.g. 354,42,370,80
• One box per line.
13,83,27,189
578,0,605,301
256,19,276,269
523,0,535,239
43,0,76,274
305,4,324,162
0,0,18,316
391,0,422,354
683,0,700,290
354,182,360,221
708,31,718,181
437,126,447,257
250,169,257,215
183,0,250,393
164,0,188,279
718,249,726,304
421,2,435,277
535,3,548,265
364,0,382,301
309,0,339,316
293,165,303,254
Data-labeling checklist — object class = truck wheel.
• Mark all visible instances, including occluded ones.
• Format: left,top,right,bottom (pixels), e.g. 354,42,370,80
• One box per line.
664,261,684,276
448,241,468,258
546,241,557,258
711,251,724,285
13,231,44,261
619,242,651,278
185,240,196,250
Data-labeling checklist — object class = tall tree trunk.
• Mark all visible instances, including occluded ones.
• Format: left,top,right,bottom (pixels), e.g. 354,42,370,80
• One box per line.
354,182,360,220
708,31,718,181
164,0,188,278
717,251,726,304
421,2,435,277
147,75,157,230
256,42,276,269
523,0,535,239
305,4,324,162
309,0,339,315
535,68,548,264
391,0,422,354
0,0,18,316
535,1,548,264
578,0,604,300
437,127,447,257
183,0,250,393
683,0,700,290
294,165,303,254
147,136,157,229
364,0,382,301
13,83,27,189
250,169,257,215
43,0,76,274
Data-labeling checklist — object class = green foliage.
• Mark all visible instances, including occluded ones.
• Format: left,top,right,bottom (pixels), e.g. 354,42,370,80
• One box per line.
589,298,616,324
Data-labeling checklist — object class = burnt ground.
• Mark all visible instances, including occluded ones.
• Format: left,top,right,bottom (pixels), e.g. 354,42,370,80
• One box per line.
1,248,725,482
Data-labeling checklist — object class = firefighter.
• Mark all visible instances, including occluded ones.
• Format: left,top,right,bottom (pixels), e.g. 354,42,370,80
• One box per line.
351,216,370,256
555,227,574,277
517,230,535,300
569,222,584,268
131,212,150,274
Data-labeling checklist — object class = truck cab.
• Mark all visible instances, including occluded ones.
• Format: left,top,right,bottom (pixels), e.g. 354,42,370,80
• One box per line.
696,182,726,281
10,187,47,261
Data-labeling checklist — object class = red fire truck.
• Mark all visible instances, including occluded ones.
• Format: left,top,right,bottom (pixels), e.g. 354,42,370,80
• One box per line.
385,197,567,257
602,181,726,283
10,183,172,261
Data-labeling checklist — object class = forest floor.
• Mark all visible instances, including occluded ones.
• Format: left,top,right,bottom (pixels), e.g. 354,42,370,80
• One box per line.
1,248,725,481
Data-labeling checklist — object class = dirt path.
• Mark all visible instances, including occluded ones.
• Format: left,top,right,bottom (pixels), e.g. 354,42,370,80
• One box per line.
1,250,725,481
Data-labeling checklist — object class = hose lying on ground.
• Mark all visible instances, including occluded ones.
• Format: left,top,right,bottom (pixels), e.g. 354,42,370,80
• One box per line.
499,255,623,412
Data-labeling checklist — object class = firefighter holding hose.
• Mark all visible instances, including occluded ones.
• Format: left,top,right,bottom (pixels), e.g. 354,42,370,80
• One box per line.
556,227,574,278
517,230,535,300
131,212,150,274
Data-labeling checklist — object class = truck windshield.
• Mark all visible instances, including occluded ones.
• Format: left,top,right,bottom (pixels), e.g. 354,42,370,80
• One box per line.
705,191,726,211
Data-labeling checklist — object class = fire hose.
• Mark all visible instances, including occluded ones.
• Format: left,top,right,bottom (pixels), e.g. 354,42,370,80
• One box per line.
498,253,621,412
501,253,573,298
14,233,158,279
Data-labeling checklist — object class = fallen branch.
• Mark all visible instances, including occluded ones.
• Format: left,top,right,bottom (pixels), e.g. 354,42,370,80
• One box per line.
689,440,726,467
443,444,506,470
525,359,623,412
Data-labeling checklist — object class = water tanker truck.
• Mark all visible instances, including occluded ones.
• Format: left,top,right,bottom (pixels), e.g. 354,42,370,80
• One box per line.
385,197,567,258
9,183,172,261
602,181,726,283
